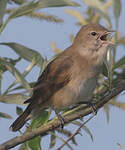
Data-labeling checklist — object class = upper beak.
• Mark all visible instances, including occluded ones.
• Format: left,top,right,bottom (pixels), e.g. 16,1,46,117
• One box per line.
100,30,116,45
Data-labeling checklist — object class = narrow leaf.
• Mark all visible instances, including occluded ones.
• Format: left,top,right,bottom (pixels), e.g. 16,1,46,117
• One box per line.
0,0,80,33
27,136,41,150
114,56,125,69
0,0,7,26
49,131,56,148
6,9,63,23
0,57,21,74
103,104,110,123
102,62,109,77
0,71,2,96
113,0,121,28
0,93,29,105
0,112,12,119
39,0,80,8
0,42,44,67
6,82,35,93
0,58,31,93
8,0,80,20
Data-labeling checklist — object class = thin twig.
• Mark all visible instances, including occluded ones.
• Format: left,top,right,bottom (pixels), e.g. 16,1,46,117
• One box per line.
50,132,74,150
56,114,95,150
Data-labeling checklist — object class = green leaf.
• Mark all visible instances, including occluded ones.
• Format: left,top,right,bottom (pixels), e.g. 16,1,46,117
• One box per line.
0,0,7,26
0,42,44,68
102,62,109,77
114,56,125,69
0,60,6,73
7,82,35,93
0,112,12,119
82,125,93,141
49,131,56,148
8,0,80,19
103,104,110,123
26,136,42,150
0,93,29,105
0,71,2,96
8,1,40,19
0,0,80,33
0,57,21,74
0,58,31,93
38,0,80,8
16,106,23,116
30,110,49,130
113,0,121,28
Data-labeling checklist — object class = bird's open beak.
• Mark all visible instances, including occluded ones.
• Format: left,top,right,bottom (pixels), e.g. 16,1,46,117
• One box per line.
100,30,116,45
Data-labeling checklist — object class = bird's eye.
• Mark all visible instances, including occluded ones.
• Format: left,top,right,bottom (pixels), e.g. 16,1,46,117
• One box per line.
91,32,97,36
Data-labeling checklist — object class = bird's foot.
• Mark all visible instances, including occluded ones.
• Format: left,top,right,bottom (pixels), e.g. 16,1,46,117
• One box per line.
87,102,97,115
55,110,65,129
78,101,97,115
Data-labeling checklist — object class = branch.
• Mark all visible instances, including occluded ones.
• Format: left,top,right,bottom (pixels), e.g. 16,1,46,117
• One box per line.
0,80,125,150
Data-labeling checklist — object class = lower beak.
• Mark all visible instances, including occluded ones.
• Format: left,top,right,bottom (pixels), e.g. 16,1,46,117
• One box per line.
100,30,116,45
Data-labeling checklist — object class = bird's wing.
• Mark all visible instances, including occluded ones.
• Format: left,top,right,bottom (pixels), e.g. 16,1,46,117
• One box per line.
24,55,73,105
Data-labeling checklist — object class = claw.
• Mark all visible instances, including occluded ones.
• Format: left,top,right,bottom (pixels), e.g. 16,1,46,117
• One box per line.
78,101,98,115
89,102,97,115
55,110,65,129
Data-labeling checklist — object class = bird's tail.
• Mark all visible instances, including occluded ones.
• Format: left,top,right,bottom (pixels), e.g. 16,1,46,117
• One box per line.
9,104,32,132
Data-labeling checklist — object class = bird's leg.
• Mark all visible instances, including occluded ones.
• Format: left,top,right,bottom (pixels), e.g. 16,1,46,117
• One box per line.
87,101,97,115
54,109,65,129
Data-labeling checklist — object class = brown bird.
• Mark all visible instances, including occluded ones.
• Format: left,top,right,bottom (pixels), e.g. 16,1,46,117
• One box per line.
10,23,114,132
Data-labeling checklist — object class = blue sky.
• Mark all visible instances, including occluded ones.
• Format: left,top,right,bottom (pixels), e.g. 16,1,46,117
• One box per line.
0,0,125,150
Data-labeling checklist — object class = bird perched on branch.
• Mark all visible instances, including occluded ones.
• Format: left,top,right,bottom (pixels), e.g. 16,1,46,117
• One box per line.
10,23,114,132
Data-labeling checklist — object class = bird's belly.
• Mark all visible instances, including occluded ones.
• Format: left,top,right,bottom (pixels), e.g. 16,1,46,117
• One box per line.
73,77,97,103
50,77,97,109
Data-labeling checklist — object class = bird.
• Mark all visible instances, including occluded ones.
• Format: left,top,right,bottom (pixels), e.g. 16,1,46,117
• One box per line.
10,23,114,132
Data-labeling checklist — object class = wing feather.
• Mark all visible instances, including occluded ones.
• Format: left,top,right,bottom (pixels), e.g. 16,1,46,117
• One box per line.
24,55,73,105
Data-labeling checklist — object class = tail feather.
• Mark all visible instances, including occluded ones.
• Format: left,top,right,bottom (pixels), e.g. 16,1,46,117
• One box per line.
10,105,32,132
